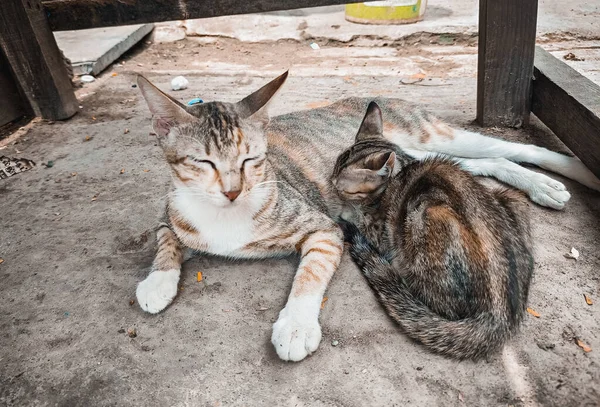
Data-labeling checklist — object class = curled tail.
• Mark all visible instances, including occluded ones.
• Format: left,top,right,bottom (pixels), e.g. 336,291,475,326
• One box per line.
340,221,510,360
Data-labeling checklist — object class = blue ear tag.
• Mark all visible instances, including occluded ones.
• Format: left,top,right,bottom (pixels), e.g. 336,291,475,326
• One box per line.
187,98,204,106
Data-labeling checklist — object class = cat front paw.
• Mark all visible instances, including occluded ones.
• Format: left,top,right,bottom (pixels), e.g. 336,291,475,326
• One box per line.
271,306,322,362
529,173,571,210
136,269,180,314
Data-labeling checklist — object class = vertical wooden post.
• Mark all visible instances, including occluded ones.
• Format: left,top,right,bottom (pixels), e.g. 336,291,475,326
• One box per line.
477,0,538,128
0,0,78,121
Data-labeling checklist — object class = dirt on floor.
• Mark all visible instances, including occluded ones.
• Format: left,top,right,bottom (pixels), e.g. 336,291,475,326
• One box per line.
1,38,599,407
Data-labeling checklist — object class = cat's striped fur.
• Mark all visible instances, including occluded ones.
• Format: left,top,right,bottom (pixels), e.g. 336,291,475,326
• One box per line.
334,102,534,360
135,72,600,362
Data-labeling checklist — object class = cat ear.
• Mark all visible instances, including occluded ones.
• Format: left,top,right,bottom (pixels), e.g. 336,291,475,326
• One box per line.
378,151,396,177
366,151,396,177
235,71,288,121
137,75,196,137
355,101,384,142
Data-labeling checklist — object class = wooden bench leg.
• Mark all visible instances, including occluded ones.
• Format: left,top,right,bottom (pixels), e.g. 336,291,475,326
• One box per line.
0,0,78,121
477,0,538,128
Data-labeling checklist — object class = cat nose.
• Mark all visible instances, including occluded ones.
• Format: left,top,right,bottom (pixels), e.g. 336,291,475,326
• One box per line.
223,190,241,202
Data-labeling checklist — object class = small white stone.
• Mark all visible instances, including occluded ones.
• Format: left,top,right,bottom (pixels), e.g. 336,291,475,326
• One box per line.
80,75,95,83
171,76,189,91
309,42,320,50
564,247,580,260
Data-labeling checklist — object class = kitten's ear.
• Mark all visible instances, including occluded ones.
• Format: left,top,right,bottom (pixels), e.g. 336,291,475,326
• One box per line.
355,102,384,142
137,75,196,137
366,151,396,177
235,71,288,121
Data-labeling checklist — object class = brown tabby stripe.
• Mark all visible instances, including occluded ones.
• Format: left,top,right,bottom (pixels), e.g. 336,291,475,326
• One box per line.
433,119,455,139
312,239,342,251
252,190,277,220
236,129,245,149
172,167,194,183
298,265,321,283
268,133,325,193
154,227,183,270
170,214,197,234
304,247,339,257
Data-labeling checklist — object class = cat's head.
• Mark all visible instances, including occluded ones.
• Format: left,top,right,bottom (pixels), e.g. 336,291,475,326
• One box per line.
332,102,398,202
137,72,288,207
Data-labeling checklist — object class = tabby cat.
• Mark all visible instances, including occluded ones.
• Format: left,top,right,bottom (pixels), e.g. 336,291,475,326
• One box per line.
135,72,599,362
334,102,534,360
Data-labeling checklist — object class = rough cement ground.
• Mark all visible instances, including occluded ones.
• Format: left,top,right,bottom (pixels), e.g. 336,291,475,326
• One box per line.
2,14,600,407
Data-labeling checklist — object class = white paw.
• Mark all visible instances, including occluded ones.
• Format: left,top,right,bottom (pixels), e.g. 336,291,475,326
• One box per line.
271,307,322,362
136,269,180,314
529,173,571,210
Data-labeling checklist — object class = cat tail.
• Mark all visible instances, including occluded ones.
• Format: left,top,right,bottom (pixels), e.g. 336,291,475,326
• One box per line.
339,221,509,361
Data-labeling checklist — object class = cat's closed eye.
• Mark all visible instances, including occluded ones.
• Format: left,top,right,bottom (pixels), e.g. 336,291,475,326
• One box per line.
188,156,216,169
242,156,265,170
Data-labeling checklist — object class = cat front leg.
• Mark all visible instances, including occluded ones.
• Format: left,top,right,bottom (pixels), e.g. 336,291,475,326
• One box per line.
136,224,184,313
271,226,344,362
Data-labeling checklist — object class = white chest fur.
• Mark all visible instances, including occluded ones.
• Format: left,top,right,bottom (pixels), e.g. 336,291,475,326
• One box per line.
171,190,264,257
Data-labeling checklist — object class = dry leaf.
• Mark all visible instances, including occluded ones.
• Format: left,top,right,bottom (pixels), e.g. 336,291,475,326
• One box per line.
91,116,96,121
120,168,125,174
129,299,135,306
111,72,118,77
197,271,203,282
71,172,77,177
0,258,4,264
321,297,329,309
84,136,92,141
143,169,150,172
527,307,540,318
564,247,579,260
584,294,593,305
410,72,427,80
124,128,130,134
576,338,592,352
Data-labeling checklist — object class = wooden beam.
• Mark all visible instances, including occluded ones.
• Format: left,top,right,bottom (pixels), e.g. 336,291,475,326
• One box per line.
0,0,78,121
532,47,600,179
476,0,538,127
43,0,362,31
0,48,30,128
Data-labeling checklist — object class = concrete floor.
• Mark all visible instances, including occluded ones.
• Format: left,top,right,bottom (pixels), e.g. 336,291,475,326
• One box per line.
1,2,600,406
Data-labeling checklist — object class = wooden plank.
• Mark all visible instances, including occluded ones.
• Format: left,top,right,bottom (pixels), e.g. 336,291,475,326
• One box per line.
532,46,600,178
476,0,538,127
43,0,362,31
0,48,29,128
54,24,154,76
0,0,78,120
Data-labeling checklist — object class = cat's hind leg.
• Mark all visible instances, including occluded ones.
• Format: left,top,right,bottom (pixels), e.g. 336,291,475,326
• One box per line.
136,224,183,313
424,129,600,191
404,149,570,209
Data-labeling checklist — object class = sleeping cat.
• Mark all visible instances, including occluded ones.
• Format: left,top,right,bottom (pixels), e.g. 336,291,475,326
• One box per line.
333,102,534,360
135,72,599,362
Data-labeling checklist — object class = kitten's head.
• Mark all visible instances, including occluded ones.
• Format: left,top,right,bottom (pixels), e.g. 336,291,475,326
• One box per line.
332,102,398,202
137,72,288,207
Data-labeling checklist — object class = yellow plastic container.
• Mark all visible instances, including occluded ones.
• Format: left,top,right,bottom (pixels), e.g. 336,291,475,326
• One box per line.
345,0,427,25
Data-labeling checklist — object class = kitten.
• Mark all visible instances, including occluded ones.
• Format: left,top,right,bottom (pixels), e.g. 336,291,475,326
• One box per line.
333,102,534,360
135,73,598,362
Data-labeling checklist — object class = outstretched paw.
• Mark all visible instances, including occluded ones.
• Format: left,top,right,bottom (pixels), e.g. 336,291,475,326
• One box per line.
271,307,322,362
136,269,180,314
530,173,571,210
